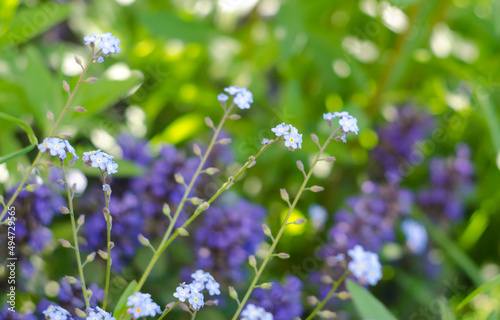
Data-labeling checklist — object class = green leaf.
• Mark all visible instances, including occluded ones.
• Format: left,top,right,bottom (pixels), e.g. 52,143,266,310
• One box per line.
457,275,500,310
0,111,38,144
0,143,36,164
0,0,19,37
113,280,137,319
152,113,205,145
0,2,72,46
439,299,456,320
347,280,398,320
474,89,500,153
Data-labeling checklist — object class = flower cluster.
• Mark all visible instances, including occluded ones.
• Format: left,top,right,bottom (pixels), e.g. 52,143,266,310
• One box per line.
250,276,303,320
266,123,302,150
43,305,73,320
222,86,254,109
241,304,273,320
38,138,78,160
58,278,104,314
401,219,428,255
173,270,221,310
417,143,474,223
347,245,382,286
323,111,359,142
193,198,267,282
126,292,161,319
84,32,121,63
84,307,115,320
82,150,118,175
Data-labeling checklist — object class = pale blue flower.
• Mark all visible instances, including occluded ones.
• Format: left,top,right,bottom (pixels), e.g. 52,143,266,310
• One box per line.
401,219,428,255
233,88,253,109
347,245,382,286
241,304,273,320
84,33,101,45
43,305,72,320
97,56,104,63
188,290,204,310
323,112,335,120
262,138,270,145
38,138,78,160
173,285,191,302
190,281,205,292
218,93,229,102
271,123,290,137
206,279,221,296
103,184,110,191
191,269,213,282
126,292,161,319
284,130,302,150
224,86,242,95
90,152,109,170
86,307,116,320
106,161,119,175
339,115,359,135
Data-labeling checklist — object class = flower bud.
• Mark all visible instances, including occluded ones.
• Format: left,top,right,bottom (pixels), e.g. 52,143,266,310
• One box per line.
205,116,214,128
26,184,40,192
248,156,256,168
248,255,257,268
163,203,171,216
205,300,219,306
59,239,71,248
47,110,54,120
86,77,99,83
64,276,78,284
296,160,304,171
174,173,184,184
165,302,176,310
179,303,190,312
17,162,24,172
177,228,189,236
86,252,96,262
138,234,150,246
280,188,289,202
190,197,204,205
218,138,232,145
77,215,85,226
293,218,307,225
108,242,115,249
277,253,290,259
102,207,110,215
75,308,87,318
59,206,70,214
228,286,239,301
307,296,319,305
259,282,273,289
320,310,336,319
98,250,108,260
310,186,324,192
262,224,272,237
321,274,333,284
205,167,219,175
63,80,70,92
44,162,55,168
229,114,241,120
193,144,202,156
310,133,319,142
326,156,336,162
198,202,210,211
338,291,350,300
74,106,87,113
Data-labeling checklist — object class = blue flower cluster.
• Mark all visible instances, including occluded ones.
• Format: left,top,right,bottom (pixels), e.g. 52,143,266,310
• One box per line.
82,150,119,175
193,198,267,282
173,270,221,310
401,219,428,255
58,278,104,314
84,307,115,320
84,32,121,63
417,143,474,223
223,86,254,109
38,138,79,160
265,123,303,150
347,245,382,286
250,276,303,320
126,292,161,319
241,304,273,320
42,305,73,320
323,111,359,142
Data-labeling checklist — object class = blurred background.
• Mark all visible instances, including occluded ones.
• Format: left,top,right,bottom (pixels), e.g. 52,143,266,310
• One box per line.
1,0,500,319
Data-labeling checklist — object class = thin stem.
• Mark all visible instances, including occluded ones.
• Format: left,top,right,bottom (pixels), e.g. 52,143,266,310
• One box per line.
60,162,90,308
0,57,94,224
191,310,197,320
231,129,339,320
157,301,181,320
305,272,350,320
101,173,112,310
156,139,281,257
135,104,235,292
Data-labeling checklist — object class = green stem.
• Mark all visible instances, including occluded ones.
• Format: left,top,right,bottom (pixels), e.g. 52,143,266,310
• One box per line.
191,310,197,320
156,139,281,257
157,301,181,320
0,56,94,224
305,272,350,320
60,162,90,308
231,129,338,320
135,104,235,292
101,173,112,310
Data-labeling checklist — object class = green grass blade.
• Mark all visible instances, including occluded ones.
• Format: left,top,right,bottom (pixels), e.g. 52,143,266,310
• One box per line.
347,280,398,320
457,275,500,310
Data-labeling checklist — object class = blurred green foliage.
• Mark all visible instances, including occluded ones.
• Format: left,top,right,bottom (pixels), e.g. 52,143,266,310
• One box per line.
1,0,500,319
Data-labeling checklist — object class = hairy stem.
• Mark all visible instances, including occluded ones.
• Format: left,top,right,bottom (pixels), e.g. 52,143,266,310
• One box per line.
135,104,235,292
101,173,112,310
305,271,350,320
231,129,338,319
60,162,90,308
0,57,94,224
